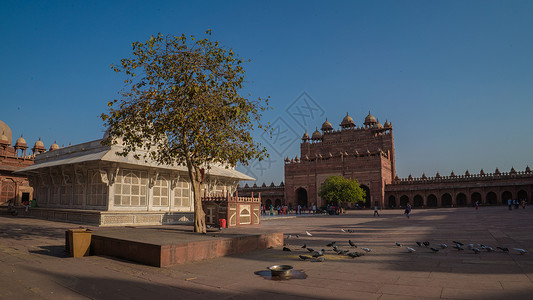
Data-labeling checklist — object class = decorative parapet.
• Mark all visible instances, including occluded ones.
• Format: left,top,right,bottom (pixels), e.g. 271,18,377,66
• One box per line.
391,167,533,185
285,149,389,165
202,194,261,203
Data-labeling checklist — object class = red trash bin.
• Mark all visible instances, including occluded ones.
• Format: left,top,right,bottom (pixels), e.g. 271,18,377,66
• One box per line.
219,219,227,228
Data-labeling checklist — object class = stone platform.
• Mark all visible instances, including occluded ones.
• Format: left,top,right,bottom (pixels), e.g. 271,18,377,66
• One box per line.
90,226,283,267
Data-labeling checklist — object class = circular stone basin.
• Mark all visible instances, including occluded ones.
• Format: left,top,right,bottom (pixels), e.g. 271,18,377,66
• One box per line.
268,265,294,277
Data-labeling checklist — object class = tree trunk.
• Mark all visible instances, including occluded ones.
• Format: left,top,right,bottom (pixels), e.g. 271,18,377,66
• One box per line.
187,161,206,234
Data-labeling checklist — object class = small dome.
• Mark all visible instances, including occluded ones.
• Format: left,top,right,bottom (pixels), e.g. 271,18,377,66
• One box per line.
373,119,383,129
311,128,322,140
450,171,456,177
321,119,333,131
340,113,355,128
384,120,392,128
465,170,470,176
15,135,27,148
494,168,501,175
33,138,46,152
49,141,60,151
364,111,377,126
435,172,441,178
302,131,309,140
526,166,531,173
480,169,485,176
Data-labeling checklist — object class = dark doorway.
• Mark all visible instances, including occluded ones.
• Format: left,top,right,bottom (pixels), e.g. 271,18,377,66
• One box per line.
413,195,423,207
275,198,282,207
517,190,528,202
427,194,437,207
360,185,370,208
471,192,482,206
442,193,452,207
502,191,512,205
388,196,396,208
296,188,308,208
456,193,467,207
265,199,272,208
486,192,497,205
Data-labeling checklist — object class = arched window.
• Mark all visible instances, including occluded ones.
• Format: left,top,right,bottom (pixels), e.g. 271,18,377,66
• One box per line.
113,170,145,206
153,176,169,206
174,178,190,207
0,180,15,205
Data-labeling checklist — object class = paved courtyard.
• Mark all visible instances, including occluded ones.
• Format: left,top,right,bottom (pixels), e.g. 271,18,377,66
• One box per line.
1,206,532,299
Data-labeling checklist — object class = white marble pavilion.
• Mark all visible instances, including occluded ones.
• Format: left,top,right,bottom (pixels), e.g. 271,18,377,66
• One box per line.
16,132,254,226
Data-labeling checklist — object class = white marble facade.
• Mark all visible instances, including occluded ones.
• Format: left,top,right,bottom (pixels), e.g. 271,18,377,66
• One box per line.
17,135,253,226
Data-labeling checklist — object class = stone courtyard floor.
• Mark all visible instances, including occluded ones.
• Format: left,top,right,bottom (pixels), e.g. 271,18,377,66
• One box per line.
1,206,533,299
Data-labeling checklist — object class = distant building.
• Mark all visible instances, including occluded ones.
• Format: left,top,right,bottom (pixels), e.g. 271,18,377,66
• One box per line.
0,120,46,207
239,112,533,209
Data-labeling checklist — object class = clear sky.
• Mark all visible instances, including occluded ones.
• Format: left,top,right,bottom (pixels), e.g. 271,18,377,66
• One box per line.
2,0,532,185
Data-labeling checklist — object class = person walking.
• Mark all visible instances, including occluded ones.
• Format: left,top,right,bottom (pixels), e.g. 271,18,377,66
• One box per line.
475,201,479,210
373,205,379,217
508,199,512,210
406,203,412,219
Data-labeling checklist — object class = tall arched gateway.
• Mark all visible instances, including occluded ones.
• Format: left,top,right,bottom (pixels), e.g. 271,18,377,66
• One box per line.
296,188,308,208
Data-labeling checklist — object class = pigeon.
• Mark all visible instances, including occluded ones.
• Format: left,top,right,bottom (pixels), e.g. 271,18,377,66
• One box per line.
484,246,494,252
453,244,464,250
347,229,354,233
430,247,439,252
338,249,349,255
299,255,312,260
513,248,528,255
341,229,346,232
497,247,509,253
416,242,423,247
362,247,372,252
349,240,357,248
283,247,291,252
287,234,292,239
306,231,313,236
307,248,315,252
332,245,339,252
301,244,307,249
295,234,300,238
472,248,481,254
395,242,402,247
407,247,416,253
438,243,448,249
346,252,363,258
453,241,464,246
467,244,474,249
423,241,430,247
312,249,325,257
326,241,337,247
313,257,325,262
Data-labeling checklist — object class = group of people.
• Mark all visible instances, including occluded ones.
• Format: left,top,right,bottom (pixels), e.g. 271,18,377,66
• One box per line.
507,199,526,210
260,204,320,216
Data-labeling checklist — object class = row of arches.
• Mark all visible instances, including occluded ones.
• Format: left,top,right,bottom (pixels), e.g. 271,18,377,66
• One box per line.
263,198,282,208
389,190,529,208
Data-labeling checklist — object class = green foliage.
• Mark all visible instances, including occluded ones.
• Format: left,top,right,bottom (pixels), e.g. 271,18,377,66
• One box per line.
318,176,366,204
101,31,271,233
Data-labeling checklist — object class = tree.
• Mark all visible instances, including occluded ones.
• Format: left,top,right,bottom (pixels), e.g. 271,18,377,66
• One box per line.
318,176,366,206
101,31,271,233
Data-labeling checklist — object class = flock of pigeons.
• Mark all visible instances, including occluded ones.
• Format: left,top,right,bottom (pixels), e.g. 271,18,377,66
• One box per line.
280,229,528,262
281,230,371,262
402,240,528,255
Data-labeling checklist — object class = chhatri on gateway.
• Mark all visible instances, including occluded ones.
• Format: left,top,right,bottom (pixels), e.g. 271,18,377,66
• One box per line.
238,112,533,210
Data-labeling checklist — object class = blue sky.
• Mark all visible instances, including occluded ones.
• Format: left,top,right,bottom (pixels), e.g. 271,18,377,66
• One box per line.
1,0,532,184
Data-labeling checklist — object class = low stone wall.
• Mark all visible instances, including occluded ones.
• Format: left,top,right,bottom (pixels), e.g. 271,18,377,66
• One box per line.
19,208,194,227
